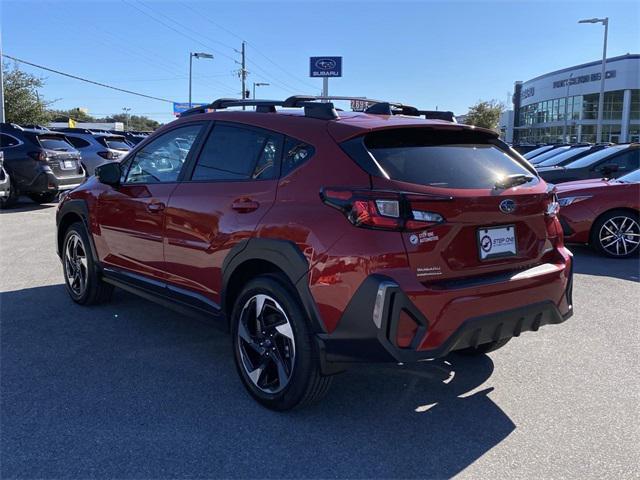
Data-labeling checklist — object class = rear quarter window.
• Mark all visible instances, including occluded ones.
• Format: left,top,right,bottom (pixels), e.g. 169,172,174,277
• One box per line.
360,128,537,189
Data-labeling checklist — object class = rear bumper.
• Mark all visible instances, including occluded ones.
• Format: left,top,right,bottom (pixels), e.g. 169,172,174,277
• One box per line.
26,169,86,193
317,252,573,364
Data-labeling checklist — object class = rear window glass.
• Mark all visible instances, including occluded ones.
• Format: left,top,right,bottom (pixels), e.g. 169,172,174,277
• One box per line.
565,145,627,168
364,129,536,189
529,146,571,163
37,135,73,151
103,137,131,150
524,145,554,159
537,146,591,167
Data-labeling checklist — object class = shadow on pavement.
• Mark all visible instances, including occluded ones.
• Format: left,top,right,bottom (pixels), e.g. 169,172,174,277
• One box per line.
570,245,639,282
0,197,56,214
1,284,514,479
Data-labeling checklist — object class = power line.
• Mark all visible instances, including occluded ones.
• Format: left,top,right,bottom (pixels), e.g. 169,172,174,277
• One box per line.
1,54,175,103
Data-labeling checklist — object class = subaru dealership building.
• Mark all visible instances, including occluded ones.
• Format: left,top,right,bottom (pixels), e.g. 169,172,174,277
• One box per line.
512,54,639,144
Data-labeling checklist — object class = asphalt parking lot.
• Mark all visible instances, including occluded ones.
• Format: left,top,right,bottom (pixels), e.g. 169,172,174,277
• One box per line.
1,199,639,479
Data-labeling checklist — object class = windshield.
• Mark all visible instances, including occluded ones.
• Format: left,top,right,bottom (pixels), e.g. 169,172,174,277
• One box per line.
537,147,591,167
618,169,640,183
524,145,554,159
565,145,627,168
103,137,131,151
364,129,537,189
529,146,571,164
37,135,74,151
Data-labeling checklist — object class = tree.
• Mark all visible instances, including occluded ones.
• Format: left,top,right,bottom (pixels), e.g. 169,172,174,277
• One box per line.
464,99,505,131
2,63,51,124
50,108,95,123
100,113,160,131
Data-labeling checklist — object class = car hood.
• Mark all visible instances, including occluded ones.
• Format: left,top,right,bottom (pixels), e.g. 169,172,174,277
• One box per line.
556,178,612,194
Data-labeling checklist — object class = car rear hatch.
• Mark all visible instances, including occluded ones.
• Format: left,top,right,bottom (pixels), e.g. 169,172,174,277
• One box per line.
339,126,560,283
36,134,83,178
97,135,131,158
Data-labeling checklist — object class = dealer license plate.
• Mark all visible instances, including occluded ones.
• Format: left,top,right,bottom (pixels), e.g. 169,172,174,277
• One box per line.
477,225,517,260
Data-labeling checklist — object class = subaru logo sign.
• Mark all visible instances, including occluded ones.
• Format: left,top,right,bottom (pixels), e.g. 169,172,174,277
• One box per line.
499,199,516,214
309,56,342,77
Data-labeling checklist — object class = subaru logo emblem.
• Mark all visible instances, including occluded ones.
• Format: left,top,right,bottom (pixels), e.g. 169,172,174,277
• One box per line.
499,199,516,214
315,58,337,70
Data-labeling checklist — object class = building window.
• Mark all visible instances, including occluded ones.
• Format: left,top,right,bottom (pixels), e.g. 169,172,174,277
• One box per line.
630,90,640,120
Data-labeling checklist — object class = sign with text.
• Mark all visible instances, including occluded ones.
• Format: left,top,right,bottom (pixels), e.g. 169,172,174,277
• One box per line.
309,56,342,77
173,102,207,116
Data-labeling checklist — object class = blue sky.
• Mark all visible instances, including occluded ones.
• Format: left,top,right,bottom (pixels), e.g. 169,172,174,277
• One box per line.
2,0,639,124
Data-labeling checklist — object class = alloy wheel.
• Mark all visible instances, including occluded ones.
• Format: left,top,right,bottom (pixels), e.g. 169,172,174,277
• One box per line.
237,294,296,394
598,216,640,257
64,232,88,296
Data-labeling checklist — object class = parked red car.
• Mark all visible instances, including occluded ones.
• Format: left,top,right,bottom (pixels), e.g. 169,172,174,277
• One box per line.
557,169,640,258
56,96,573,410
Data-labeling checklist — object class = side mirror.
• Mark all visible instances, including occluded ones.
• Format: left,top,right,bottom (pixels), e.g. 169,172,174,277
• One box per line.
95,162,121,186
599,163,619,176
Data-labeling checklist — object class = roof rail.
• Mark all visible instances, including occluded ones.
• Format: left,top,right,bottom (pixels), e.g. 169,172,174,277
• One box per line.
0,123,25,131
20,124,51,131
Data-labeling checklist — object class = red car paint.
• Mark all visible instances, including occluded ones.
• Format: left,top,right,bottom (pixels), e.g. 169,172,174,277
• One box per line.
57,108,573,359
557,176,640,244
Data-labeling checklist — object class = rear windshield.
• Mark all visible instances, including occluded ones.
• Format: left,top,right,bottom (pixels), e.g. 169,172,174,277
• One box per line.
565,145,627,168
37,135,73,151
537,146,591,167
102,137,131,151
524,145,554,159
529,146,571,163
364,129,537,189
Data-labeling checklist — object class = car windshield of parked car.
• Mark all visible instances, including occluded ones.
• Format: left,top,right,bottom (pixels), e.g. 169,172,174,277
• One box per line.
524,145,554,159
37,135,74,151
365,129,537,189
537,146,591,167
618,169,640,183
564,145,628,169
103,137,131,151
529,146,571,164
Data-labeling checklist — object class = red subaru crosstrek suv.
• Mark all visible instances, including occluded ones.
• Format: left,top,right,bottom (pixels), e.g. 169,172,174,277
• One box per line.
56,96,573,410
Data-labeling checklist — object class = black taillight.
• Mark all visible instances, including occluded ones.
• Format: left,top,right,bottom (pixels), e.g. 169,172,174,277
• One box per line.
28,151,48,162
97,151,117,160
320,188,446,231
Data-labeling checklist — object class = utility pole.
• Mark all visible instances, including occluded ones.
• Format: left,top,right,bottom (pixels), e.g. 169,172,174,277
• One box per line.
240,41,247,110
122,107,131,131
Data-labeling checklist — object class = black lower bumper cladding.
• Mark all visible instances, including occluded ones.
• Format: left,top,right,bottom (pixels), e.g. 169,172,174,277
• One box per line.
317,271,573,364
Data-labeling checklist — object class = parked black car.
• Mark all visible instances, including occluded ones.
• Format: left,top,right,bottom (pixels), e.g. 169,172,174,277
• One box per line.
535,144,611,169
524,144,569,161
0,151,11,206
0,124,86,207
538,143,640,184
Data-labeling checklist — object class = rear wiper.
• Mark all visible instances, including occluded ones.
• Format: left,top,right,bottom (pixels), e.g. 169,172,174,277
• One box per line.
494,174,535,189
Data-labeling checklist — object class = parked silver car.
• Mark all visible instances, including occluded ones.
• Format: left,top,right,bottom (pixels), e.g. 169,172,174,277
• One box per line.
56,129,130,175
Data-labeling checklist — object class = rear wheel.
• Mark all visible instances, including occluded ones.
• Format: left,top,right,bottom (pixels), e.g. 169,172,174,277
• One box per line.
456,338,511,356
0,178,19,209
231,275,332,410
590,210,640,258
28,191,58,204
62,222,113,305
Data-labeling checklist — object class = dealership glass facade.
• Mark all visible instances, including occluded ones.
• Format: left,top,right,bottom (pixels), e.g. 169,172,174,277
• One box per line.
516,89,640,143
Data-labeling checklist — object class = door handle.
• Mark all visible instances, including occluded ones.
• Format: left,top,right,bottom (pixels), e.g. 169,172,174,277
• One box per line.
231,198,260,213
147,201,165,213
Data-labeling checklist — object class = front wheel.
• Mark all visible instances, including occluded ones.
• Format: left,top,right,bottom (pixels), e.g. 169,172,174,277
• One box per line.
28,191,58,204
591,210,640,258
231,275,332,410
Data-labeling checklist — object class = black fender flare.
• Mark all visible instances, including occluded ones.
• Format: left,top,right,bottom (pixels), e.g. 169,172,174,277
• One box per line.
221,238,326,334
56,198,100,264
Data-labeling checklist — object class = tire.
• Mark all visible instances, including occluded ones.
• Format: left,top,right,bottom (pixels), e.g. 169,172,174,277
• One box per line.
590,210,640,258
28,191,58,204
62,222,113,305
231,274,332,410
456,338,511,356
0,178,19,209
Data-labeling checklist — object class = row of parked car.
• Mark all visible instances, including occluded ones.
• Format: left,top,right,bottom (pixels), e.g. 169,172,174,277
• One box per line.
0,123,149,208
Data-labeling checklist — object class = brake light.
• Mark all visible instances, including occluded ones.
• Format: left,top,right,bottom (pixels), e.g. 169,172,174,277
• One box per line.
97,151,117,160
320,188,446,231
28,151,48,162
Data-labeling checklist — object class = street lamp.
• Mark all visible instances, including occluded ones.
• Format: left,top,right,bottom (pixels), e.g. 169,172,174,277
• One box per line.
253,82,269,100
122,107,131,131
579,17,608,143
189,52,214,108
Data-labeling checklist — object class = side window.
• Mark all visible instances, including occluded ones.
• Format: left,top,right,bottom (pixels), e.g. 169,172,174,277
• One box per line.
67,137,91,149
599,150,640,173
282,137,315,177
191,124,280,181
0,134,20,148
125,124,202,184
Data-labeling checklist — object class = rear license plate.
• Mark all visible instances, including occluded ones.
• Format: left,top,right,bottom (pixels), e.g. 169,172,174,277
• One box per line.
62,160,76,169
477,225,517,260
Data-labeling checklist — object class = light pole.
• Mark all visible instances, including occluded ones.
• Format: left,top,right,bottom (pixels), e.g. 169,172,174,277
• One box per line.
252,82,269,100
189,52,214,108
122,107,131,131
563,73,574,143
579,17,608,143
